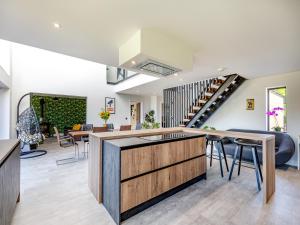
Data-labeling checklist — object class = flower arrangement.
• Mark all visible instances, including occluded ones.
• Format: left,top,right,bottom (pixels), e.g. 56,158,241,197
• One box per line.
266,107,285,132
99,109,110,126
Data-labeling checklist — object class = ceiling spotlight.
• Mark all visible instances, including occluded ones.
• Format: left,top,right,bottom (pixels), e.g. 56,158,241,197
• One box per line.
174,73,178,77
131,60,136,65
53,22,61,29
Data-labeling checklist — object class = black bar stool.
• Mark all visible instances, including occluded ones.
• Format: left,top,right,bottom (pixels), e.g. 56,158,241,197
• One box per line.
206,135,229,177
228,138,263,191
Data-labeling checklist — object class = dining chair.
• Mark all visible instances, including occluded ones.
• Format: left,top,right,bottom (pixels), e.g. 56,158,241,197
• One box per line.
135,123,142,130
54,127,79,165
120,125,131,131
106,123,114,131
93,126,108,133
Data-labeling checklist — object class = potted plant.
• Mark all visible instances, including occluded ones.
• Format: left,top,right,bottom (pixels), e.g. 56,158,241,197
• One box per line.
203,125,216,130
142,110,160,129
99,109,110,127
266,107,285,132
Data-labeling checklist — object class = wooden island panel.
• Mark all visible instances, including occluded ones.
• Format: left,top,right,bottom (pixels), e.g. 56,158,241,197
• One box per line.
121,137,205,180
121,156,206,213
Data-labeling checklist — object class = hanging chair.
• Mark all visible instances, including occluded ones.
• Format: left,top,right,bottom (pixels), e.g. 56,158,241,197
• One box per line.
16,93,47,158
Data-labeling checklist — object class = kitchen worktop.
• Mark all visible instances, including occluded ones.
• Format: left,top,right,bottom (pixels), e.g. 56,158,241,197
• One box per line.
0,139,20,166
104,132,205,150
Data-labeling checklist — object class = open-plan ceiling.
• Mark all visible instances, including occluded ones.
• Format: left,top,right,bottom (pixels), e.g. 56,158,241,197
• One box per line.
0,0,299,91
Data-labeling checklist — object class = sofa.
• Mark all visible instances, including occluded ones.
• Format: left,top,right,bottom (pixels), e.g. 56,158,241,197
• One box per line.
219,129,295,167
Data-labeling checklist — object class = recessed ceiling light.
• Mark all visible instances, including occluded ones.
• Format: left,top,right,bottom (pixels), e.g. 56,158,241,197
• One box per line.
53,22,61,29
174,73,178,77
131,60,136,65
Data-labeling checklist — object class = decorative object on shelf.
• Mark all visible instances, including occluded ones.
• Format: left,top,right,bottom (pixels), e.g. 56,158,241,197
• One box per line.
246,98,255,110
203,125,216,130
142,110,160,129
105,97,116,114
99,109,110,126
266,107,285,132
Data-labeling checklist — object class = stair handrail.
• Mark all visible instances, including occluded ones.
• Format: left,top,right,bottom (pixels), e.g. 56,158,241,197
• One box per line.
186,74,239,128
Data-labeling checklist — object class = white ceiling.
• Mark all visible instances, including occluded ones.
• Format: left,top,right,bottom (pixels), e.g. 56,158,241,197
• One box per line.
1,0,300,95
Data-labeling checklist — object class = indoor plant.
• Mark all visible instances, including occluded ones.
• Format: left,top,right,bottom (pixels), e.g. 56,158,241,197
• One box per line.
99,109,110,126
142,110,160,129
266,107,285,132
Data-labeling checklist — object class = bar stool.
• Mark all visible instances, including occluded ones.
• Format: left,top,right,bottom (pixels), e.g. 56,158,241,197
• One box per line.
206,135,229,177
228,138,263,191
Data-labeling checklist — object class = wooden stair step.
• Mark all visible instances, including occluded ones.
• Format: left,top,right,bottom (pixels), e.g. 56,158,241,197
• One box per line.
211,83,220,89
218,76,226,81
188,112,195,117
183,118,190,122
204,92,213,97
193,106,201,111
198,99,207,104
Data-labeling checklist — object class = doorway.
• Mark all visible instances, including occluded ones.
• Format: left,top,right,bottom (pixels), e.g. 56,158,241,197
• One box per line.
130,102,141,126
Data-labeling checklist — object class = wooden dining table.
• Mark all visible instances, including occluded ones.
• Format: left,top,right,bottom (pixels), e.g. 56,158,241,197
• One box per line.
68,130,92,139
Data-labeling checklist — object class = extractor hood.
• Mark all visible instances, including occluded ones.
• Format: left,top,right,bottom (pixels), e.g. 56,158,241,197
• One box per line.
119,28,194,76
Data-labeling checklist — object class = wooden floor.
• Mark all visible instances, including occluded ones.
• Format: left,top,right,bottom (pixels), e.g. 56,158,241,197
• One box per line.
12,139,300,225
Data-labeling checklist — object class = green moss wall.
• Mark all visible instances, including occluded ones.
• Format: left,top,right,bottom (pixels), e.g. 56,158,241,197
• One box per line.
31,95,87,135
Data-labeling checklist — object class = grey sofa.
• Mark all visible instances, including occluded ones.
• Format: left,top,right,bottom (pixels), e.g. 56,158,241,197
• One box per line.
219,129,295,167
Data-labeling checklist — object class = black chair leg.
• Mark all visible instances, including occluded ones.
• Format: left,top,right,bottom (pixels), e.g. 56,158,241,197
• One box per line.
251,147,261,191
216,143,224,177
220,141,229,172
210,140,213,167
238,145,243,176
255,147,263,182
229,145,239,181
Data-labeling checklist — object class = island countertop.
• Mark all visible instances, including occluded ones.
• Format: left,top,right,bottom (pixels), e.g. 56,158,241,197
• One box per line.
104,132,205,149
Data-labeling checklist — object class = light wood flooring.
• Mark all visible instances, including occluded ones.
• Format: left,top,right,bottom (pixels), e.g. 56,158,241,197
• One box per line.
12,139,300,225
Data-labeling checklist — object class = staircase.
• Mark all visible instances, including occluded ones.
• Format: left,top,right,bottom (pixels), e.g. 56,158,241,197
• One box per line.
162,74,246,128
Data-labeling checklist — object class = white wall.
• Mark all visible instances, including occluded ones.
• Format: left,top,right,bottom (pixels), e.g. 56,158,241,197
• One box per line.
10,43,131,137
0,88,11,139
0,40,12,139
204,70,300,166
129,95,162,124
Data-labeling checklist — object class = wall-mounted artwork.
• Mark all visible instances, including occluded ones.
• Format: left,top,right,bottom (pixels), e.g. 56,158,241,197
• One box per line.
105,97,116,114
246,98,255,110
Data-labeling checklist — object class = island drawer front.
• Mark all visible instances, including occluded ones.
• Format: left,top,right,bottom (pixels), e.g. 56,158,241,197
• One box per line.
121,156,206,212
121,137,205,180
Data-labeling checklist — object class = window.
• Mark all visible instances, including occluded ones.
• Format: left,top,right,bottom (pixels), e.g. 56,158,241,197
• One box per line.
267,87,287,132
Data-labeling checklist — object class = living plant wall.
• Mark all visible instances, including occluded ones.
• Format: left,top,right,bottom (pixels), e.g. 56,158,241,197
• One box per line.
31,94,87,135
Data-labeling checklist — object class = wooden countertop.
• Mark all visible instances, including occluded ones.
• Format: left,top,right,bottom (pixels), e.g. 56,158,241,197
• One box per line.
90,127,275,141
0,139,20,166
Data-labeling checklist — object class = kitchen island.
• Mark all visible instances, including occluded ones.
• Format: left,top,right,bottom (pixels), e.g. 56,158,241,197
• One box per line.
102,132,206,224
88,127,275,224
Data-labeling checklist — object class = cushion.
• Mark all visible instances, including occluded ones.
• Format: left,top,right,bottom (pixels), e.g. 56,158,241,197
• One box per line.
72,124,81,131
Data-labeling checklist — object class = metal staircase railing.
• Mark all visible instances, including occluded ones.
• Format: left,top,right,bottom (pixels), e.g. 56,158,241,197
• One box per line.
162,74,246,128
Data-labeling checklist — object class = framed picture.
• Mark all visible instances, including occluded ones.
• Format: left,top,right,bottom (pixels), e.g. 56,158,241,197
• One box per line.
105,97,116,114
246,99,255,110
